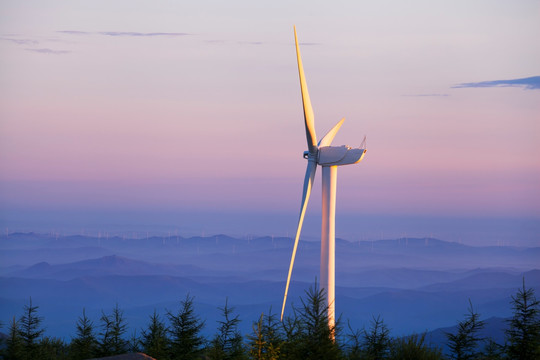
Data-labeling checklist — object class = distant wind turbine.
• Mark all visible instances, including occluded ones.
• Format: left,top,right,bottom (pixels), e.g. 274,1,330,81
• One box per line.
280,27,367,333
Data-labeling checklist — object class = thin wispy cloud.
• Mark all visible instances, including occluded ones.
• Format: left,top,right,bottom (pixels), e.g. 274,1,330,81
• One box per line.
453,76,540,90
42,37,77,44
25,48,70,55
57,30,90,35
58,30,190,37
402,94,449,97
99,31,190,37
238,40,319,46
0,37,39,45
2,35,74,54
238,41,264,45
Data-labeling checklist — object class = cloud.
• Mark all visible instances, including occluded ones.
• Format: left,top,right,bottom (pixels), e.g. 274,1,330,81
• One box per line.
0,37,39,45
57,30,190,37
238,41,264,45
99,31,190,37
25,48,70,54
2,38,38,45
2,34,76,47
453,76,540,90
57,30,91,35
402,94,449,97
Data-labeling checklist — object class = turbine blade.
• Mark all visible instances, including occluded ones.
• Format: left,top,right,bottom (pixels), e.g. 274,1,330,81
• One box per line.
294,26,317,154
318,118,345,147
281,160,317,321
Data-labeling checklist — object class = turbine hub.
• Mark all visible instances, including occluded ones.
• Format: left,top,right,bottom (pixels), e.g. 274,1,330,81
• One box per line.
303,150,318,161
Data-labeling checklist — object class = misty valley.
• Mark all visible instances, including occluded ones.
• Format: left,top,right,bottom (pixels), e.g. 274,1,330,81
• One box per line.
1,232,539,355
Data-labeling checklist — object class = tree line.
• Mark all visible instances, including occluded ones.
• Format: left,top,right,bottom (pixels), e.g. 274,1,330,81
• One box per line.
1,281,539,360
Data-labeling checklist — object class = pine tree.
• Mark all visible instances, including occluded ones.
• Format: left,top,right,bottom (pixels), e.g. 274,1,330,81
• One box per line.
278,312,301,360
167,294,205,360
140,310,170,359
207,298,245,360
286,284,341,360
69,308,98,359
389,333,444,360
98,303,128,356
128,329,141,353
0,320,3,357
4,316,24,360
505,278,540,360
361,315,391,360
38,336,68,360
481,339,504,360
246,311,282,360
260,311,281,360
344,321,363,360
17,297,45,360
446,299,485,360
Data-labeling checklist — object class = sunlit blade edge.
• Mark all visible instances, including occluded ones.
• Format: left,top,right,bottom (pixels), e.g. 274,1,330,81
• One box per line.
281,160,317,321
294,26,317,153
318,118,345,147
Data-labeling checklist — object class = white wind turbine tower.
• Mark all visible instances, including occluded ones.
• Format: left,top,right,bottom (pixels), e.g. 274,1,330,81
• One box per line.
280,27,367,333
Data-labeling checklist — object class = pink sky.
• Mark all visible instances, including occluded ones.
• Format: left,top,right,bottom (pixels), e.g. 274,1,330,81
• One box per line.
1,1,539,243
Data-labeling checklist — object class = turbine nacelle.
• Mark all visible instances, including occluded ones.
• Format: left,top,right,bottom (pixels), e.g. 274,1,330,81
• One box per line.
303,146,367,166
318,145,366,166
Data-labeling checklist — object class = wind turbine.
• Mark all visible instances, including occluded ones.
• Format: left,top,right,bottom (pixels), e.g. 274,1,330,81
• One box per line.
280,27,367,332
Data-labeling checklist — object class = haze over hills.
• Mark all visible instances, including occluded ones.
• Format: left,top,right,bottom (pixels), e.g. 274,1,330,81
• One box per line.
0,232,538,349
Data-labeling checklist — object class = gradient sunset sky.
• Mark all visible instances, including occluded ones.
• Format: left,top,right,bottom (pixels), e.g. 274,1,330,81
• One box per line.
1,1,539,245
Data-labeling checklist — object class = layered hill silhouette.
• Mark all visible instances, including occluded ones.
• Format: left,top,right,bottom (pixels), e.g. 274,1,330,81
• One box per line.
0,232,538,345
